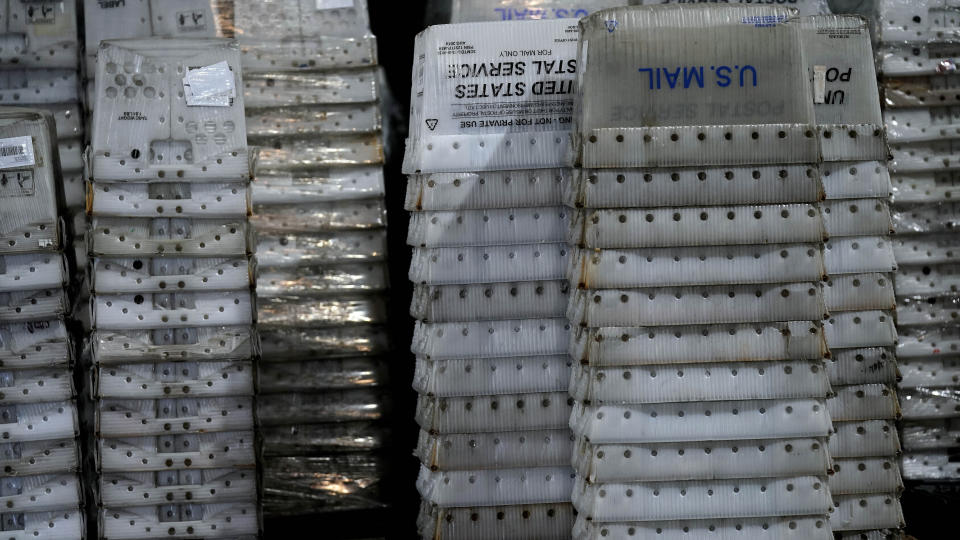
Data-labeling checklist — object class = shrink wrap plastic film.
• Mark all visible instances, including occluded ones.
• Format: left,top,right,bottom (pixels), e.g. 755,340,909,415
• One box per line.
875,0,960,497
559,5,902,536
0,109,82,538
86,36,259,537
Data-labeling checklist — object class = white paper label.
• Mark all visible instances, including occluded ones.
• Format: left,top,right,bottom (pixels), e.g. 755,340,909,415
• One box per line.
813,65,826,104
317,0,354,9
183,61,236,107
0,136,35,169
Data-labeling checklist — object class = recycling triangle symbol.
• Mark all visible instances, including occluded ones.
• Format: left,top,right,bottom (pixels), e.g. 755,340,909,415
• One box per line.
426,119,438,131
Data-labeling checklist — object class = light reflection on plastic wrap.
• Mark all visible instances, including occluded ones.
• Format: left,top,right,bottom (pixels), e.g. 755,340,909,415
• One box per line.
900,387,960,420
262,454,386,515
252,167,385,205
255,230,386,268
892,202,960,234
256,295,387,328
258,325,390,360
902,419,960,451
251,134,384,169
258,357,388,392
213,0,372,40
256,263,388,297
882,75,960,108
261,422,387,455
246,104,381,136
257,389,388,425
250,199,386,233
242,70,379,108
898,326,960,359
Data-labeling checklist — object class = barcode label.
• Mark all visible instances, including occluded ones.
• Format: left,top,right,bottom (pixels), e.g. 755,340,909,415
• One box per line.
0,136,35,170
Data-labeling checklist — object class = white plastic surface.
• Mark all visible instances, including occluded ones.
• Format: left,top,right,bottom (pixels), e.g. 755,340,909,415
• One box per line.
93,291,253,330
97,397,254,437
89,217,249,257
824,236,898,276
828,420,901,459
99,503,259,539
96,361,254,399
416,428,573,471
91,326,254,365
573,475,832,522
408,207,568,247
0,438,78,477
92,256,251,294
827,384,900,422
412,319,570,360
417,391,571,434
573,515,832,540
414,355,570,397
89,182,249,218
825,348,899,387
571,399,833,444
571,322,826,366
98,432,257,473
0,318,71,369
409,244,569,284
406,169,566,211
824,273,896,313
251,167,384,204
830,493,903,531
100,468,256,507
0,474,80,513
417,465,575,507
823,311,898,350
411,281,568,322
829,457,903,496
255,230,386,268
0,368,72,404
0,401,77,443
242,69,378,108
0,253,67,293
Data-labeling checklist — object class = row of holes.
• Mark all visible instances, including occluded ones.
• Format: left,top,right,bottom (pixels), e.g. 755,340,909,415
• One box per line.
593,403,821,420
588,168,816,184
428,248,567,263
591,326,817,342
437,396,572,412
589,288,818,302
425,175,564,188
595,442,821,460
426,211,566,225
594,363,820,381
431,323,570,338
594,208,817,224
591,248,819,264
432,285,568,299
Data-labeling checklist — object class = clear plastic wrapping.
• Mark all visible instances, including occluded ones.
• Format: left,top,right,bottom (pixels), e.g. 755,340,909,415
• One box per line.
252,134,383,169
262,454,386,515
251,167,384,204
250,199,386,233
406,169,568,211
258,357,388,392
257,389,388,425
259,325,389,360
242,70,379,108
255,229,386,268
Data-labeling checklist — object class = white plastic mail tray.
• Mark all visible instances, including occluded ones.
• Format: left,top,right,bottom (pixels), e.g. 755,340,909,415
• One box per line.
255,229,386,268
407,169,567,211
0,438,78,477
251,167,384,205
413,355,571,397
828,456,903,496
828,420,901,459
92,256,251,294
571,321,826,367
98,431,255,473
824,236,898,276
96,361,254,399
403,19,579,173
568,282,827,328
89,217,249,257
238,35,377,73
897,325,960,359
258,325,389,360
92,291,253,330
96,396,254,438
450,0,625,23
823,273,896,313
420,502,574,540
416,428,573,471
825,348,898,387
570,359,831,404
89,182,249,219
416,391,571,434
572,475,832,522
0,1,79,68
100,468,256,507
412,318,570,360
417,465,575,507
877,0,960,43
256,388,387,425
575,6,818,168
0,253,67,293
573,516,832,540
409,244,568,285
91,326,254,365
98,503,258,540
572,204,825,249
0,318,71,369
568,164,823,210
0,474,80,514
0,400,77,444
571,398,833,444
575,437,830,484
0,109,61,253
896,264,960,297
411,280,568,322
571,244,825,289
242,69,378,108
893,201,959,235
829,493,903,531
408,206,568,247
91,39,250,182
0,288,68,324
0,69,79,105
221,0,370,40
0,368,73,405
821,161,891,201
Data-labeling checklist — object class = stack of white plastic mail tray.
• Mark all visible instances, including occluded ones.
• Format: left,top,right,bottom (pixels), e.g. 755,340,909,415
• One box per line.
0,109,84,539
0,2,85,293
404,18,580,539
86,39,259,539
802,14,905,537
874,0,960,488
423,0,629,25
217,0,391,518
564,6,892,538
